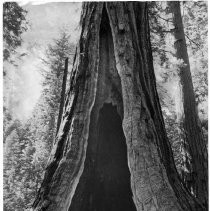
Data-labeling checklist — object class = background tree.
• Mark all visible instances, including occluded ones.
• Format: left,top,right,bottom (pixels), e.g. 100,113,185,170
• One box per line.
182,1,208,137
149,2,208,204
4,122,37,211
3,2,28,61
40,31,75,148
3,3,29,168
3,2,28,148
168,2,208,207
3,31,75,210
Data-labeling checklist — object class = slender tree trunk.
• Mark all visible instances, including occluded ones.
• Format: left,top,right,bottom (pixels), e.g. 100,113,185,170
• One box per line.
169,2,208,208
32,2,205,211
56,58,68,134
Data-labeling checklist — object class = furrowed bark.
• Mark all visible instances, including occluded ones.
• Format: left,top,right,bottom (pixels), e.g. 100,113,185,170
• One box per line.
32,2,205,211
32,3,103,210
168,2,208,208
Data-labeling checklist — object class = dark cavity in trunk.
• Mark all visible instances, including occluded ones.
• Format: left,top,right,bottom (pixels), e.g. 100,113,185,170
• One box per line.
92,103,136,211
69,104,136,211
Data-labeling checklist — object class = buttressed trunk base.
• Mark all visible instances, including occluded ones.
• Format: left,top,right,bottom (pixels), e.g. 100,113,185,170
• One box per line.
32,3,205,211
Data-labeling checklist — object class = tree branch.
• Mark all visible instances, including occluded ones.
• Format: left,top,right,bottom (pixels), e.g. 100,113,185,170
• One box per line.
185,33,200,48
156,14,174,23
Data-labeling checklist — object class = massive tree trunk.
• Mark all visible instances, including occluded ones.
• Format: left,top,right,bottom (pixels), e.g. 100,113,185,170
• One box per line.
32,2,205,211
169,2,208,208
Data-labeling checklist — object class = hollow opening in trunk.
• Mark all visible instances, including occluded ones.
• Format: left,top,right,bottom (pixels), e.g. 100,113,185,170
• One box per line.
69,104,136,211
90,103,136,211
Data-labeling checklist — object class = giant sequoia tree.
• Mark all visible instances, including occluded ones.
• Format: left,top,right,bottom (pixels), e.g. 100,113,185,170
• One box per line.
33,2,205,211
169,2,208,207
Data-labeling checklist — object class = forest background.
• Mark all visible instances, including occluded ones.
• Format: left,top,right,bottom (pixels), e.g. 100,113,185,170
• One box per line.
2,1,208,211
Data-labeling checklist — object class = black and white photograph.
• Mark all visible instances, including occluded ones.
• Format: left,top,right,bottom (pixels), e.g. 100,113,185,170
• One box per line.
3,1,208,211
